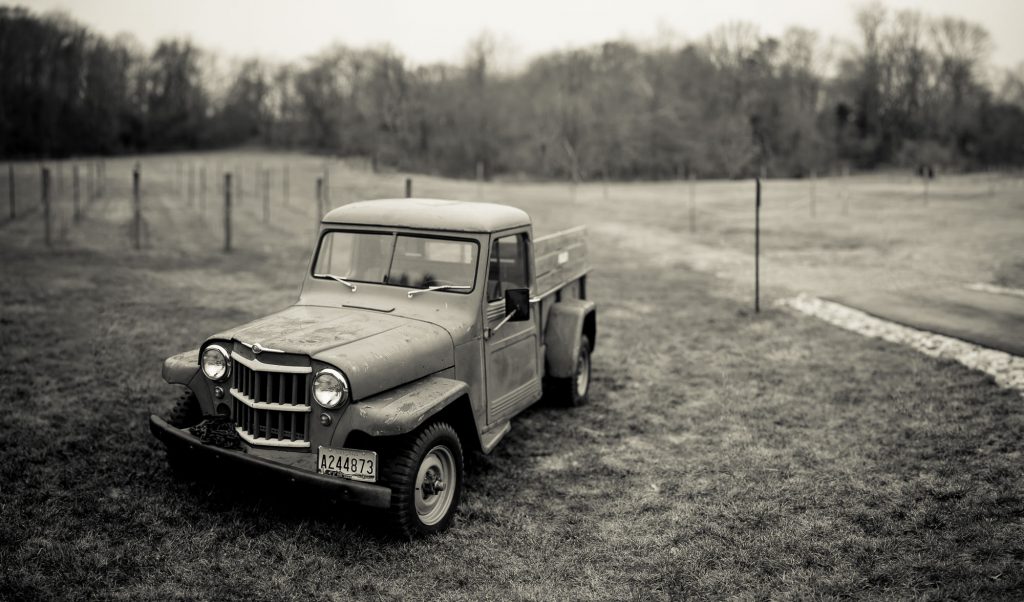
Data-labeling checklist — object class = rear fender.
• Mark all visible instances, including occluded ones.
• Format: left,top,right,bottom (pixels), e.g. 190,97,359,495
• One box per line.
344,376,473,441
545,299,596,379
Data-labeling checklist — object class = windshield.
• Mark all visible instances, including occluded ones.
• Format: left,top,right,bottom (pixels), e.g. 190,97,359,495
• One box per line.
313,231,479,292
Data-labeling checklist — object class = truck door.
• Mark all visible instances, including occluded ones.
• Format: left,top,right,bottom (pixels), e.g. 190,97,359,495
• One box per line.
483,232,542,424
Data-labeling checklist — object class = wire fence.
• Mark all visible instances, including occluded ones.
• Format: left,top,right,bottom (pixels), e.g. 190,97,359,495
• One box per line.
2,154,1021,272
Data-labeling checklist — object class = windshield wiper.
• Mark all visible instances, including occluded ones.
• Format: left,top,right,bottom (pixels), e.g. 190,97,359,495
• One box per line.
314,273,357,292
407,285,471,298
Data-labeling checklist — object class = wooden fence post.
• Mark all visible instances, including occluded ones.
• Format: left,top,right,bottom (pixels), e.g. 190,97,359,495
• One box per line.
133,164,141,250
86,163,93,204
842,165,850,215
809,170,817,218
42,167,51,246
688,173,696,233
405,177,412,198
188,163,195,206
73,165,80,223
316,176,324,219
476,160,484,200
262,169,270,224
283,164,289,206
224,173,232,253
8,165,14,220
323,166,330,208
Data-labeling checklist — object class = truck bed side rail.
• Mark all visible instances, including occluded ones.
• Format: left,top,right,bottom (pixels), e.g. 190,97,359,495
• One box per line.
534,225,589,298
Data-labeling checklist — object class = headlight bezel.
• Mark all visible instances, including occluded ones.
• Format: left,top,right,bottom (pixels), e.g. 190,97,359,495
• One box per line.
201,344,232,382
312,367,350,409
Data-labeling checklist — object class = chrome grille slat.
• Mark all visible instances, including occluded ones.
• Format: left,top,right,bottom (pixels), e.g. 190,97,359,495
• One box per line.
231,354,311,448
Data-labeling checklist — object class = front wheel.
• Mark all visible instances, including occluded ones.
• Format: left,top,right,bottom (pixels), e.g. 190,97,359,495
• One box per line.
165,390,202,477
381,422,464,538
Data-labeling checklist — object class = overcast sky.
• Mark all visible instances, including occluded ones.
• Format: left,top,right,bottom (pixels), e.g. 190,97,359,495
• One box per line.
18,0,1024,69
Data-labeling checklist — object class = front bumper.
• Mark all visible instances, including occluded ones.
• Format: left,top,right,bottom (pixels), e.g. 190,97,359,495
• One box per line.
149,415,392,509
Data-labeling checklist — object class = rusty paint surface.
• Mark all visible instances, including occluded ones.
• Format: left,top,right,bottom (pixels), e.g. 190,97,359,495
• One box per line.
161,348,199,384
209,305,407,354
348,376,469,437
315,319,454,400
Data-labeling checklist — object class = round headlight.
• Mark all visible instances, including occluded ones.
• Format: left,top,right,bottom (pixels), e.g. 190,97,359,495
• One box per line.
312,368,349,409
201,345,231,382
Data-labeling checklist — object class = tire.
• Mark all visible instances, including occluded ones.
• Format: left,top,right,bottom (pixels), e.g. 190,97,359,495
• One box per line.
380,422,464,538
167,390,202,428
551,334,592,407
165,390,202,477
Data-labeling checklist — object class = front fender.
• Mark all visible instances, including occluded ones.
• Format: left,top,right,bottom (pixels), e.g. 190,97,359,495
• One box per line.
545,299,596,379
343,376,470,439
161,348,216,414
162,349,200,385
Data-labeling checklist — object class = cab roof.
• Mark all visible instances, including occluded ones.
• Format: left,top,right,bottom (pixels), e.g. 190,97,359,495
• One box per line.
322,198,531,233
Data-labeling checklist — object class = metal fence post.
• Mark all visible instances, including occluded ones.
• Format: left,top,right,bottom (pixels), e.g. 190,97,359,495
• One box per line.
755,177,761,313
133,164,141,250
42,167,51,246
224,173,232,253
405,177,412,198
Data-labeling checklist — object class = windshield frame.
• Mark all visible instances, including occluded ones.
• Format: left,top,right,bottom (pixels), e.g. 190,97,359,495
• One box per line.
310,228,481,295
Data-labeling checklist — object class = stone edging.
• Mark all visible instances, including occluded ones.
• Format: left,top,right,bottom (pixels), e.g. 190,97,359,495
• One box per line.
777,293,1024,396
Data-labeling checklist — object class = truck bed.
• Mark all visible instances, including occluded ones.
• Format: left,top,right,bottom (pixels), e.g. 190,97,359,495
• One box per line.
533,226,589,298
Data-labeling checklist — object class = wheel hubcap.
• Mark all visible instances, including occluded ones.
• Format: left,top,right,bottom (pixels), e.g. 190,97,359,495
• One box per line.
414,445,456,526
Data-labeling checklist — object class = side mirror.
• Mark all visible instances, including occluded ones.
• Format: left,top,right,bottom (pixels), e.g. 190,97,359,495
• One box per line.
504,288,530,321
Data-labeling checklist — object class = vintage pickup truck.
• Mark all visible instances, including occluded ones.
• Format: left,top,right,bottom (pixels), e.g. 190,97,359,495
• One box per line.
151,198,596,536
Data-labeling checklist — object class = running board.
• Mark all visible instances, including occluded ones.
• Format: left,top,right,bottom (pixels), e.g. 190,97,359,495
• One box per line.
480,421,511,454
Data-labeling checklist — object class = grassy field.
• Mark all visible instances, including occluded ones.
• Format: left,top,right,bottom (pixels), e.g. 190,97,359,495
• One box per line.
1,152,1022,599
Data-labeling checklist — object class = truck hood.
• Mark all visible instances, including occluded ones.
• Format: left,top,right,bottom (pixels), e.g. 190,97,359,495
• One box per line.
209,305,454,400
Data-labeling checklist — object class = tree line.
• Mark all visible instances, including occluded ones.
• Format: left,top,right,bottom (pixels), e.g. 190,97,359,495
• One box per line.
2,4,1023,179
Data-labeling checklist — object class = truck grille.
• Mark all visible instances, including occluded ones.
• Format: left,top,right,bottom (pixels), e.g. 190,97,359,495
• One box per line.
230,355,312,448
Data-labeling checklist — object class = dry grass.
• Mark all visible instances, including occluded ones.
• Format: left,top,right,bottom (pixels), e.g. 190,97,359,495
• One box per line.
1,152,1022,600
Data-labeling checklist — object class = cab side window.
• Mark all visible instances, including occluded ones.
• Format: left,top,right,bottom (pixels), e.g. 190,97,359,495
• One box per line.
487,234,528,302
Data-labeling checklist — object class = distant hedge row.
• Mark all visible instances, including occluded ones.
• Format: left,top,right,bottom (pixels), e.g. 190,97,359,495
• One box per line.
2,5,1023,177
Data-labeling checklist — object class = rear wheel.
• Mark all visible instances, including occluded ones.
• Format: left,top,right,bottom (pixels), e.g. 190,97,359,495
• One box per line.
551,334,591,407
381,422,464,538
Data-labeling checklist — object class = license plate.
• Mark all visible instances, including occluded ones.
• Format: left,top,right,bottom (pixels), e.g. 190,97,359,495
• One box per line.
317,446,377,482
